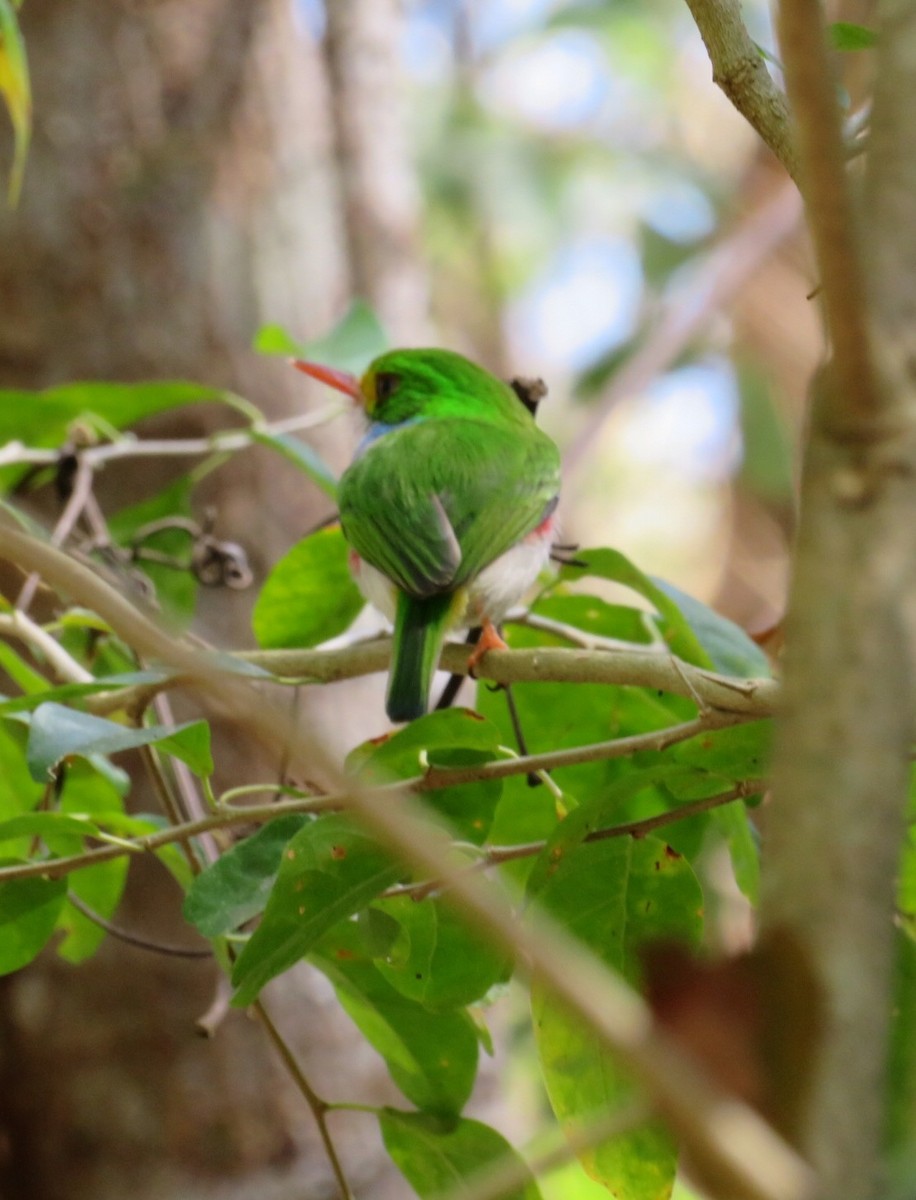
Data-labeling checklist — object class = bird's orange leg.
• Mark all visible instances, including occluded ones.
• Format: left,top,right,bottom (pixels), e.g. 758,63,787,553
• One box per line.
466,617,508,678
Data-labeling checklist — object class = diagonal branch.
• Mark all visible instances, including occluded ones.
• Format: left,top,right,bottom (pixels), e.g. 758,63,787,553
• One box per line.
683,0,799,181
0,519,811,1200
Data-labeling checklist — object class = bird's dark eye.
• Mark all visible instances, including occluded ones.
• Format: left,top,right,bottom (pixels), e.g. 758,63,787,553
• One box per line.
375,372,400,403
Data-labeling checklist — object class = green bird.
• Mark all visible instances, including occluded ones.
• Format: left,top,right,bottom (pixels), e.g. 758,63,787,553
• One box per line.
294,348,561,722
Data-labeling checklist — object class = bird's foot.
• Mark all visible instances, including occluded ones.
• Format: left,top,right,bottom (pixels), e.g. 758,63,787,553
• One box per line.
467,618,508,678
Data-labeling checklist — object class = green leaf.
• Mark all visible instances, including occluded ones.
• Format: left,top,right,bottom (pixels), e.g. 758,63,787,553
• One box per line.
530,836,703,1200
349,708,505,779
184,813,310,937
888,930,916,1184
256,300,388,374
53,761,129,962
830,21,877,50
561,548,712,667
0,868,67,974
0,812,101,842
476,617,688,812
0,0,30,204
350,710,505,845
673,720,771,779
0,639,51,695
314,922,479,1114
379,1109,542,1200
25,703,213,780
253,525,363,649
0,670,168,714
530,593,658,646
897,768,916,944
251,429,339,500
231,815,401,1006
0,380,224,446
0,722,44,846
371,894,510,1009
736,364,795,505
651,580,770,678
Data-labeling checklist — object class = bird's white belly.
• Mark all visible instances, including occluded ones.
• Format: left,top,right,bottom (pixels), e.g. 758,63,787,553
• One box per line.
349,518,555,630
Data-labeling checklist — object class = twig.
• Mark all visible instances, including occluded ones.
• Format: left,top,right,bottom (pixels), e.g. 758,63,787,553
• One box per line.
0,404,346,471
421,709,746,787
0,611,94,684
382,780,761,899
66,891,213,959
253,999,353,1200
0,520,811,1200
0,711,753,886
84,636,779,720
16,455,96,612
517,609,667,653
683,0,799,180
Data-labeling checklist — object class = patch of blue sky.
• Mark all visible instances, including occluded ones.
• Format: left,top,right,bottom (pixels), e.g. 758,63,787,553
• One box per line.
293,0,326,39
479,29,611,129
507,236,642,370
643,180,716,243
618,360,742,483
470,0,565,54
402,11,455,81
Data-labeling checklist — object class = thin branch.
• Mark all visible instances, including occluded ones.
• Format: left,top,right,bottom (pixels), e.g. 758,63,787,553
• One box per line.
0,404,346,471
0,712,752,886
0,611,94,684
253,999,353,1200
84,636,777,720
66,891,213,959
683,0,799,180
382,780,761,900
421,709,747,787
776,3,879,433
339,780,813,1200
0,520,811,1200
16,455,96,612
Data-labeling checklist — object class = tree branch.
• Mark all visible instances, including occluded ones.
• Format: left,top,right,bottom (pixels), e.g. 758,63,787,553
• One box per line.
758,4,916,1194
776,2,880,434
683,0,799,181
0,519,810,1200
81,637,777,720
0,711,751,886
382,780,761,900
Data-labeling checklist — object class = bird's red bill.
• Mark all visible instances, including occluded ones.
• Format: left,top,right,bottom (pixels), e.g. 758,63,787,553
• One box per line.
292,359,363,401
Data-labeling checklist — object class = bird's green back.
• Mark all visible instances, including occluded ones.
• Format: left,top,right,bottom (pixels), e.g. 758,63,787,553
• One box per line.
339,349,560,600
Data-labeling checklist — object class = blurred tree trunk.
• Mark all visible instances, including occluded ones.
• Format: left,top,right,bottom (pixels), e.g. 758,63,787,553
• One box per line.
0,1,422,1196
323,0,431,343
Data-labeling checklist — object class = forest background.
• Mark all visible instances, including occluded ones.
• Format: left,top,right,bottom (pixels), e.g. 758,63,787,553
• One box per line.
0,3,908,1200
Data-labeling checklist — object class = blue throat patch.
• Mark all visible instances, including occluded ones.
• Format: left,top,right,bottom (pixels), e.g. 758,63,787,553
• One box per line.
354,417,419,458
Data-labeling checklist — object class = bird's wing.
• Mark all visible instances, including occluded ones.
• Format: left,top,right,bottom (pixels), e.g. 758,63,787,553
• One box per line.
339,418,560,599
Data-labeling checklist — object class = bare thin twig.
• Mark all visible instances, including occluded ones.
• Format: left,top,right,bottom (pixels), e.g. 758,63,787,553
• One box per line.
0,404,346,471
382,780,761,900
253,1000,353,1200
66,892,213,959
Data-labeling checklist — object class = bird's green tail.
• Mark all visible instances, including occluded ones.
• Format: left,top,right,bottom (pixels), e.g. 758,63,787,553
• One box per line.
387,592,456,723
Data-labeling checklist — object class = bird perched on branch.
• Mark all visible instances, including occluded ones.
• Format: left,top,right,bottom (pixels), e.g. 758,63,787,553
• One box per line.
294,348,561,723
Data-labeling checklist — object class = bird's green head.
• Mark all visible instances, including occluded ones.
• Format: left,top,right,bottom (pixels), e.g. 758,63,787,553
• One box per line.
293,347,532,427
